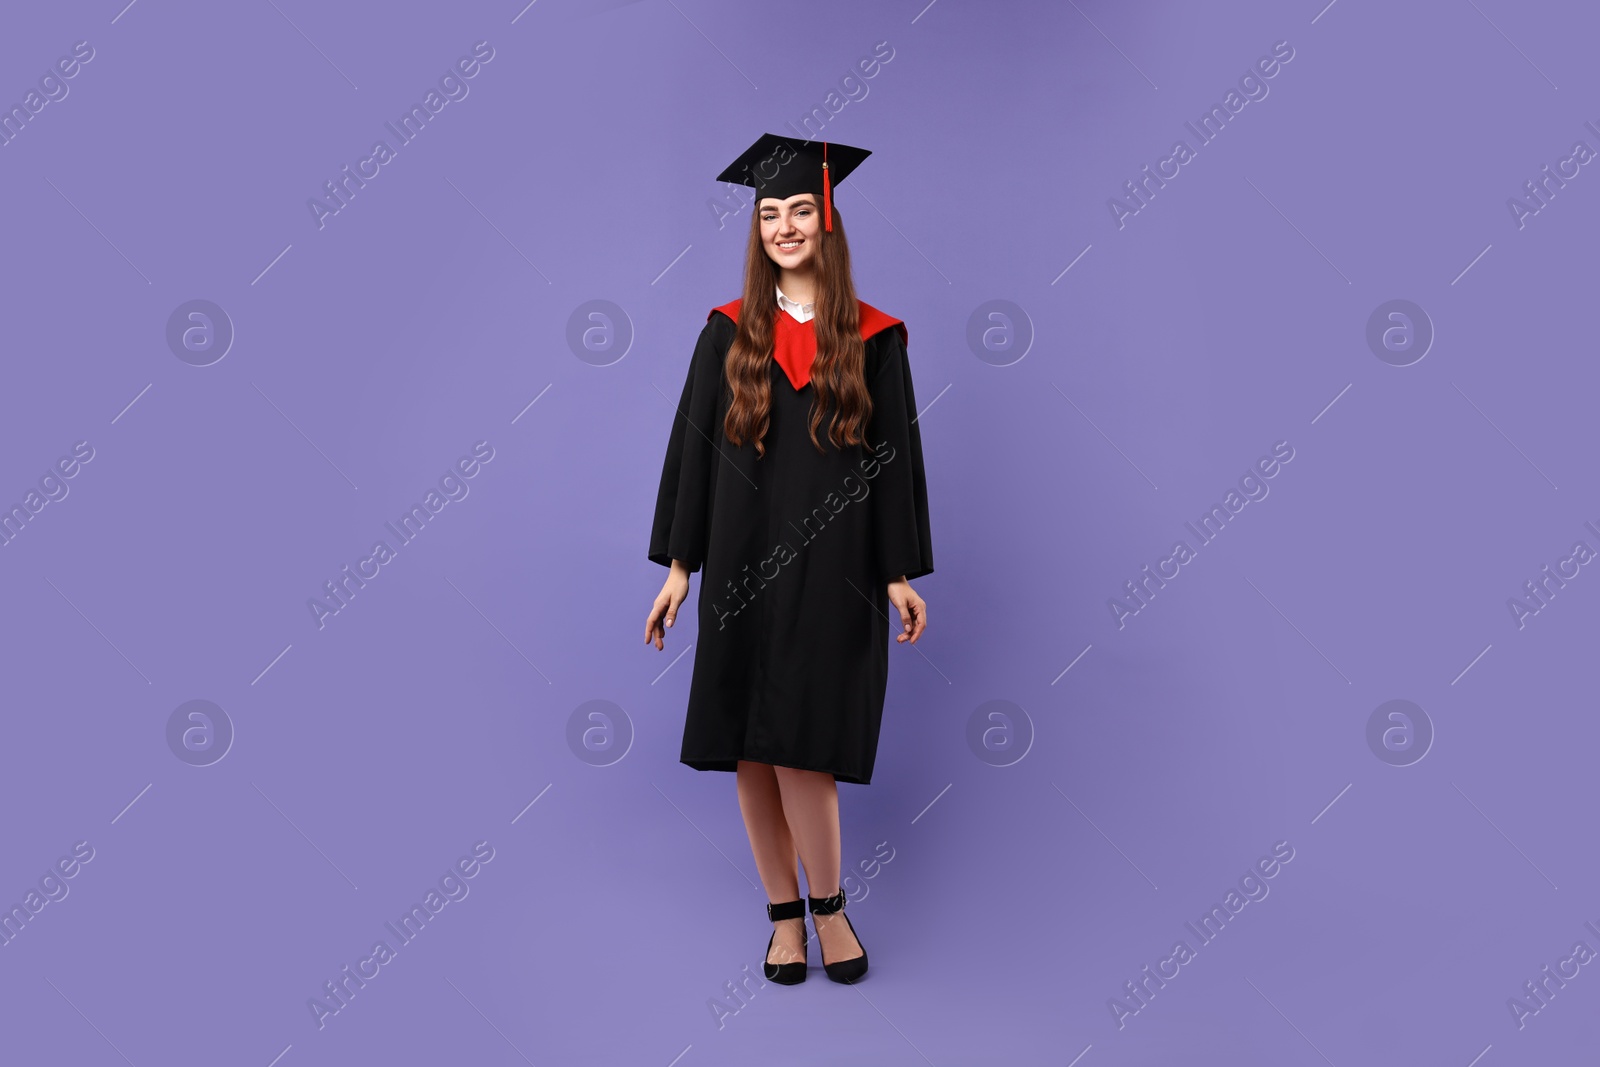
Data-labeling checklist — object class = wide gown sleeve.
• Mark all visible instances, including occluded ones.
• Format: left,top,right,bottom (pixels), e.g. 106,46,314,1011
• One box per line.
648,319,724,573
867,326,934,584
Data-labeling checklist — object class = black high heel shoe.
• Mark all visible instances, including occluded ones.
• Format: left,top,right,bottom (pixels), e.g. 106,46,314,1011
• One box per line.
763,899,808,984
807,889,868,984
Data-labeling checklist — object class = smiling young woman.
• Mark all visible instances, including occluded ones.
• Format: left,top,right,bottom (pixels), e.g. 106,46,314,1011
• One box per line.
645,134,933,986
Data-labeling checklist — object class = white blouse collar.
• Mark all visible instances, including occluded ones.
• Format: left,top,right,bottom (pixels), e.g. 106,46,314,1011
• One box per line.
776,285,814,323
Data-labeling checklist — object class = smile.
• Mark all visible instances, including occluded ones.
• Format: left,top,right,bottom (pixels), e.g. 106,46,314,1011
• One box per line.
777,240,803,250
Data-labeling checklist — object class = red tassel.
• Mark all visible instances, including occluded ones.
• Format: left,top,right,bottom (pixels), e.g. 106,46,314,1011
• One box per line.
822,141,833,232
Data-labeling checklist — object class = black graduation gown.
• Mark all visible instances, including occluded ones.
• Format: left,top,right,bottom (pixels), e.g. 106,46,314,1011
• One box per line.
648,300,933,785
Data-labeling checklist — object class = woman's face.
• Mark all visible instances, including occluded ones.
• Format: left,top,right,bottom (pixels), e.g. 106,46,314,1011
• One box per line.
759,194,821,271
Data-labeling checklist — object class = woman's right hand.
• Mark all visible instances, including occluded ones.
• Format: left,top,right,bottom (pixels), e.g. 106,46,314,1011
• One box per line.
645,561,691,650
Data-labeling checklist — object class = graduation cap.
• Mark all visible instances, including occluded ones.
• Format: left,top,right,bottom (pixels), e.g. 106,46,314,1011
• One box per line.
716,133,871,233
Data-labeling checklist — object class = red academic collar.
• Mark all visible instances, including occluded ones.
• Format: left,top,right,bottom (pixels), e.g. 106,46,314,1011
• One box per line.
708,297,906,391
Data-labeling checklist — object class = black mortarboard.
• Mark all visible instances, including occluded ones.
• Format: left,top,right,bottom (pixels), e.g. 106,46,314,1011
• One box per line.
715,133,871,233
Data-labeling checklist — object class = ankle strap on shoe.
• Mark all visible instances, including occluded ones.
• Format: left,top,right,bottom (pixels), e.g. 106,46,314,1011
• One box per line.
807,889,847,915
766,899,806,921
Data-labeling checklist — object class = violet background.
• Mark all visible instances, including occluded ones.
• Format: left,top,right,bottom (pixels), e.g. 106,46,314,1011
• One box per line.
1,0,1596,1064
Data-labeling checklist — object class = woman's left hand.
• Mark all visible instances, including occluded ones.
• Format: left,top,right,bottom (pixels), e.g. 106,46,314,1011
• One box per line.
887,577,927,644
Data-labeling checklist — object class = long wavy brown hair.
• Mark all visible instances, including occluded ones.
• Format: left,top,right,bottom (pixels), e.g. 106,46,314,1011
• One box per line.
722,199,872,457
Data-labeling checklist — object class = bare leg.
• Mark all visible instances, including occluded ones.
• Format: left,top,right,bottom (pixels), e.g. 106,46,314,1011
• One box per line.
735,760,805,966
772,766,863,964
